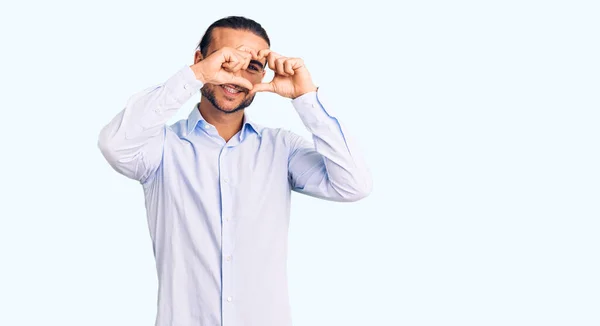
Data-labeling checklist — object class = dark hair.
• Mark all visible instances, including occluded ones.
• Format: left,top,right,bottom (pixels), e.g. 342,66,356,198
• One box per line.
196,16,270,57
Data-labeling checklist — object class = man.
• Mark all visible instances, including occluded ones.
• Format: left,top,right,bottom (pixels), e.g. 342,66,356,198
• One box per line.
98,16,372,326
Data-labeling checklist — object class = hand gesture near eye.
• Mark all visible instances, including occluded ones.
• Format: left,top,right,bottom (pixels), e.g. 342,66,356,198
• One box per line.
190,46,256,90
250,50,318,99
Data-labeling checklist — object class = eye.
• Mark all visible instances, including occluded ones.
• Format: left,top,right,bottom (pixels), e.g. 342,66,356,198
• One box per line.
248,63,263,73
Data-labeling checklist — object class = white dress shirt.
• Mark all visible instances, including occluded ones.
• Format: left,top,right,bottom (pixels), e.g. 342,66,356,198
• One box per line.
98,65,372,326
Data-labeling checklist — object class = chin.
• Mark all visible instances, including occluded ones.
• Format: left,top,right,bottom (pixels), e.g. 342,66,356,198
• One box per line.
216,98,245,112
201,84,254,114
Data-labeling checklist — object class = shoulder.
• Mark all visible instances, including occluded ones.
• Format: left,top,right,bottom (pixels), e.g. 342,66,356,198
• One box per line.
164,118,193,139
256,126,312,153
257,125,300,142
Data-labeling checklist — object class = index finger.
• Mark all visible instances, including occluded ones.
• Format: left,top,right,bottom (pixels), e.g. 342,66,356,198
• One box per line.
236,45,258,59
266,51,282,71
256,49,271,60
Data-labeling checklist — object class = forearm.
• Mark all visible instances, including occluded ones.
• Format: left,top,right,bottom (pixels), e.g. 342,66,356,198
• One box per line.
98,65,203,182
290,89,372,200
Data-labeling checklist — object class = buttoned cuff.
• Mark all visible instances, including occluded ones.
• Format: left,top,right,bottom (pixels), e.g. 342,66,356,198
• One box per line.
164,65,205,105
291,87,337,126
135,65,204,131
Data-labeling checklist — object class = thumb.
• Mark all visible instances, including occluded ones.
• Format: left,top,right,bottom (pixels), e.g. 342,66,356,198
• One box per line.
230,76,253,91
251,82,275,94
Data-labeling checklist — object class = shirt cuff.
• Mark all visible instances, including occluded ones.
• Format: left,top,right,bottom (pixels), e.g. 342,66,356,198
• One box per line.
164,65,205,105
291,87,337,126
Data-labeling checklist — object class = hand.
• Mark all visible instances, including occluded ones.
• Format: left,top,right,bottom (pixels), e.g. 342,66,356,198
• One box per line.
190,46,256,90
250,50,318,99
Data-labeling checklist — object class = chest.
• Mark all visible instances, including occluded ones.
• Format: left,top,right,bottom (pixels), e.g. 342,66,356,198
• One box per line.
160,134,291,200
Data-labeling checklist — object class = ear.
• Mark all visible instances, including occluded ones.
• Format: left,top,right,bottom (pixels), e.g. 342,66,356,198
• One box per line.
194,50,203,64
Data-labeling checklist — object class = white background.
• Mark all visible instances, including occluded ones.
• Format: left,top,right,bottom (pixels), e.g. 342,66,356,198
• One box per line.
1,0,598,325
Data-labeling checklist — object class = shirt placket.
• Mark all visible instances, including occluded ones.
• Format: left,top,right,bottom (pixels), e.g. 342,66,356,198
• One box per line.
219,144,235,326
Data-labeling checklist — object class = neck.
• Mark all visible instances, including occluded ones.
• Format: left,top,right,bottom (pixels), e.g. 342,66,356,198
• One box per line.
198,99,244,142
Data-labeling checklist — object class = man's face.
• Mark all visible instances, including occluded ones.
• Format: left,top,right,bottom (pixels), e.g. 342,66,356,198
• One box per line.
196,27,269,114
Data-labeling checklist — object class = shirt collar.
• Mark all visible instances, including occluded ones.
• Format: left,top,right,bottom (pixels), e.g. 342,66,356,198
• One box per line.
186,103,263,139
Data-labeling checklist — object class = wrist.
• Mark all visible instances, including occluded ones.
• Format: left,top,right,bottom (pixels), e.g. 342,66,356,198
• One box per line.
292,85,318,99
190,64,207,84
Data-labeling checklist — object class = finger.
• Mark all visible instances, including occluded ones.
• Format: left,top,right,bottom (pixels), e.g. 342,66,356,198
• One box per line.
221,50,241,71
228,75,254,91
221,56,237,69
255,49,270,68
284,59,295,75
226,53,246,72
234,53,248,71
275,57,287,76
232,48,252,69
257,49,271,61
234,46,255,70
221,61,235,72
221,48,239,65
251,82,275,94
237,45,258,59
240,51,252,70
267,51,282,71
291,57,305,70
222,60,240,73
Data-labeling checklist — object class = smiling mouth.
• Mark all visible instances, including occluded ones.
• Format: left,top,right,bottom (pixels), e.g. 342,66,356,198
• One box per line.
220,84,247,95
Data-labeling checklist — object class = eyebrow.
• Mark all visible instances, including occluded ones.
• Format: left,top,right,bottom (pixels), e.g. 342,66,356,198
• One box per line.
250,59,266,69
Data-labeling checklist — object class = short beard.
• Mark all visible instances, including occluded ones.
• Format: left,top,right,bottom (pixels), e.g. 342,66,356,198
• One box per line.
201,85,255,114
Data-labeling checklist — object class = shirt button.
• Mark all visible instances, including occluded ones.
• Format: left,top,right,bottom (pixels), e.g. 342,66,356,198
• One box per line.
226,255,232,261
184,84,189,90
204,124,211,129
227,296,233,302
223,178,229,184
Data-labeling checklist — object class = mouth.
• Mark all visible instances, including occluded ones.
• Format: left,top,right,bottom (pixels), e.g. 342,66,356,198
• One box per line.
220,84,247,96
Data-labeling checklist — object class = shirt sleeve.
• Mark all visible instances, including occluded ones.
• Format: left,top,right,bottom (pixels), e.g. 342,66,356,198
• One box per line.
97,65,204,183
287,88,373,202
